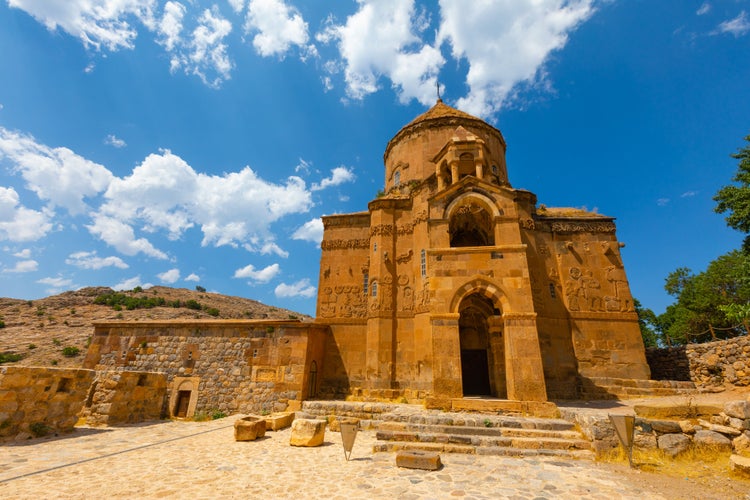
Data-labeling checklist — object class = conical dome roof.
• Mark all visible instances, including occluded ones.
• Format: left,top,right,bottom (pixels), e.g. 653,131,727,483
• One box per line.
403,99,483,129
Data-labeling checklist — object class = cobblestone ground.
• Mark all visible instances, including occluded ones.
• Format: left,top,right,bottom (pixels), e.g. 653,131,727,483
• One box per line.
0,417,732,499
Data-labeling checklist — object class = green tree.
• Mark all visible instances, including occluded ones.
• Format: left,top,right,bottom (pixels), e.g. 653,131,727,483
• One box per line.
634,298,660,347
714,135,750,252
656,250,750,344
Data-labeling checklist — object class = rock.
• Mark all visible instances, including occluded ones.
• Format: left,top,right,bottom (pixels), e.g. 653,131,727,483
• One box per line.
678,420,696,434
725,401,750,419
234,416,266,441
396,450,442,471
647,419,683,434
733,432,750,458
693,430,732,450
290,418,326,447
657,433,691,457
730,454,750,477
634,433,657,449
264,412,294,431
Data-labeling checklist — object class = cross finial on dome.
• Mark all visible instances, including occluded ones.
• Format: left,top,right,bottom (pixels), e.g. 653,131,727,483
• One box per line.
436,80,442,103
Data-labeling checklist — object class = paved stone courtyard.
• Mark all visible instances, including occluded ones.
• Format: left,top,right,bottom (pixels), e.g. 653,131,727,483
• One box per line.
2,415,742,500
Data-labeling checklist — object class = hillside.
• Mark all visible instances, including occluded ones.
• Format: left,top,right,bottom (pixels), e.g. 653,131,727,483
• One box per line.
0,286,311,368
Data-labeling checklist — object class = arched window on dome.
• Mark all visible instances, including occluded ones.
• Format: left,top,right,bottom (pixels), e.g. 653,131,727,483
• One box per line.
449,202,494,247
458,153,475,180
394,170,401,186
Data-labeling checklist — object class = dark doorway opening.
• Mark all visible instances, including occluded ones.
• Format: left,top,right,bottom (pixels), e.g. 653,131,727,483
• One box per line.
461,349,491,395
175,390,191,417
458,293,499,396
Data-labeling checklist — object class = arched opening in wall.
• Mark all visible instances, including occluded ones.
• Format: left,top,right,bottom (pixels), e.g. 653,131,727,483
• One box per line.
458,152,475,179
308,360,318,399
449,202,494,247
458,293,504,396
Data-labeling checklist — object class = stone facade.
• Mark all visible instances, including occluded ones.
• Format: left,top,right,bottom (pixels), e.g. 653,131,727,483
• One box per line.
316,100,649,402
79,370,168,426
82,320,328,417
0,366,95,441
647,335,750,388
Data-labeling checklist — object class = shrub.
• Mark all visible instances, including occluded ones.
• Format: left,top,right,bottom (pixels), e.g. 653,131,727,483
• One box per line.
206,308,220,317
52,338,61,346
211,410,227,420
61,346,80,357
28,344,36,350
195,285,206,293
0,320,5,328
50,359,58,366
185,299,201,310
133,286,143,293
0,352,23,364
29,422,52,437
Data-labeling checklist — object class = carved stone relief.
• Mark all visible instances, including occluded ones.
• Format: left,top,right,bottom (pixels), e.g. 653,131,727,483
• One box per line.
319,285,367,318
321,238,370,250
563,265,634,313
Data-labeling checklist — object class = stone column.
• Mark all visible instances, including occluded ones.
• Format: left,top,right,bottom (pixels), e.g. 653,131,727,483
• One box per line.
487,315,507,398
503,313,547,401
430,313,462,397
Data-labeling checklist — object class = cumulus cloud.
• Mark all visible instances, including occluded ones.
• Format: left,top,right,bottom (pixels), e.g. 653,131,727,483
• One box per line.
311,166,355,191
158,1,185,52
66,250,129,269
157,268,180,283
697,3,711,16
657,198,670,207
292,218,323,244
0,187,53,242
113,275,151,291
274,278,315,298
86,214,169,259
37,276,75,294
6,0,155,51
716,11,750,38
105,134,127,148
245,0,314,59
233,262,280,283
0,127,114,214
14,248,32,258
438,0,596,117
4,259,38,273
185,272,200,282
318,0,444,105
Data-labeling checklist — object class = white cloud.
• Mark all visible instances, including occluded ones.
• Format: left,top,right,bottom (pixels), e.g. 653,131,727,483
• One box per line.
292,218,323,244
158,1,185,52
274,278,315,298
657,198,670,207
86,214,169,259
245,0,313,58
66,250,129,269
0,186,53,242
13,248,31,258
311,166,355,191
185,272,200,282
295,158,312,174
697,3,711,16
4,259,38,273
259,242,289,257
105,134,127,148
680,191,698,198
233,262,280,283
716,11,750,38
318,0,444,105
157,267,180,283
438,0,596,117
0,127,114,214
6,0,156,51
188,7,234,87
37,276,75,294
229,0,245,14
113,275,151,291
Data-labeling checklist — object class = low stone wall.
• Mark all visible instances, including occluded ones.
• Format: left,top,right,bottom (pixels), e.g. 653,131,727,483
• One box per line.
562,399,750,458
0,366,95,441
647,335,750,388
83,320,328,417
80,370,168,426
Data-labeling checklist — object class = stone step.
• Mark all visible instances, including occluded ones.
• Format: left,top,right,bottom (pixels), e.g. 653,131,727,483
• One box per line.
581,377,696,400
375,429,591,451
377,421,582,440
374,441,595,460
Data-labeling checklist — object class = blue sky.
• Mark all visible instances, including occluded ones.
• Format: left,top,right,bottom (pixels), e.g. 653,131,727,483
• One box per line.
0,0,748,317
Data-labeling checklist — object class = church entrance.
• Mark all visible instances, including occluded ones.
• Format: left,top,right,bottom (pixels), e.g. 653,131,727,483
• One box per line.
458,293,498,396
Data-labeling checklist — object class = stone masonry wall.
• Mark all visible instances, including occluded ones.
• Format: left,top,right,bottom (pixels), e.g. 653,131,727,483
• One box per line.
80,370,168,426
83,320,328,417
0,366,95,441
647,335,750,388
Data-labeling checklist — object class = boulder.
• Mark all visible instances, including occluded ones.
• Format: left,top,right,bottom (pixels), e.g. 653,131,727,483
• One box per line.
732,432,750,458
730,454,750,478
647,419,683,434
693,430,732,450
657,433,691,457
396,450,442,471
290,418,326,447
234,416,266,441
264,412,295,431
725,401,750,420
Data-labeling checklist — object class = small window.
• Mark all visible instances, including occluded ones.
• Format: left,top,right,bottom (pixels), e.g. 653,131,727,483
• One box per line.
549,283,556,298
371,282,378,298
363,272,369,295
420,249,427,278
394,170,401,186
492,165,498,174
373,243,377,253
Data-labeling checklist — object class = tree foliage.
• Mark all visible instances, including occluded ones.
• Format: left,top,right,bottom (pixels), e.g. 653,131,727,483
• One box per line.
656,250,750,344
634,298,659,347
714,135,750,251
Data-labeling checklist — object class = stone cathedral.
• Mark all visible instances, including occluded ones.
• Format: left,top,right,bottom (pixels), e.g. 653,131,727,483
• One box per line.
316,99,650,403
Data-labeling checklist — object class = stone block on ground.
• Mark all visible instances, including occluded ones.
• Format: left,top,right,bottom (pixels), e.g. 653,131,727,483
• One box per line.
329,417,360,433
730,454,750,477
396,450,442,471
290,418,326,447
724,401,750,420
733,432,750,457
234,416,266,441
264,412,294,431
694,430,732,450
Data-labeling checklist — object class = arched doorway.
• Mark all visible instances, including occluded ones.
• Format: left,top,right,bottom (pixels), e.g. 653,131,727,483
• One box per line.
458,293,501,396
449,202,494,247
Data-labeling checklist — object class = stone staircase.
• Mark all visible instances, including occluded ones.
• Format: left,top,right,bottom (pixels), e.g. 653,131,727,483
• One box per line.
580,377,697,400
299,401,594,459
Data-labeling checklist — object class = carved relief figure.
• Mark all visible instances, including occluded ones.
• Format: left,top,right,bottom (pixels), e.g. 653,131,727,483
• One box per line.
564,267,585,311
